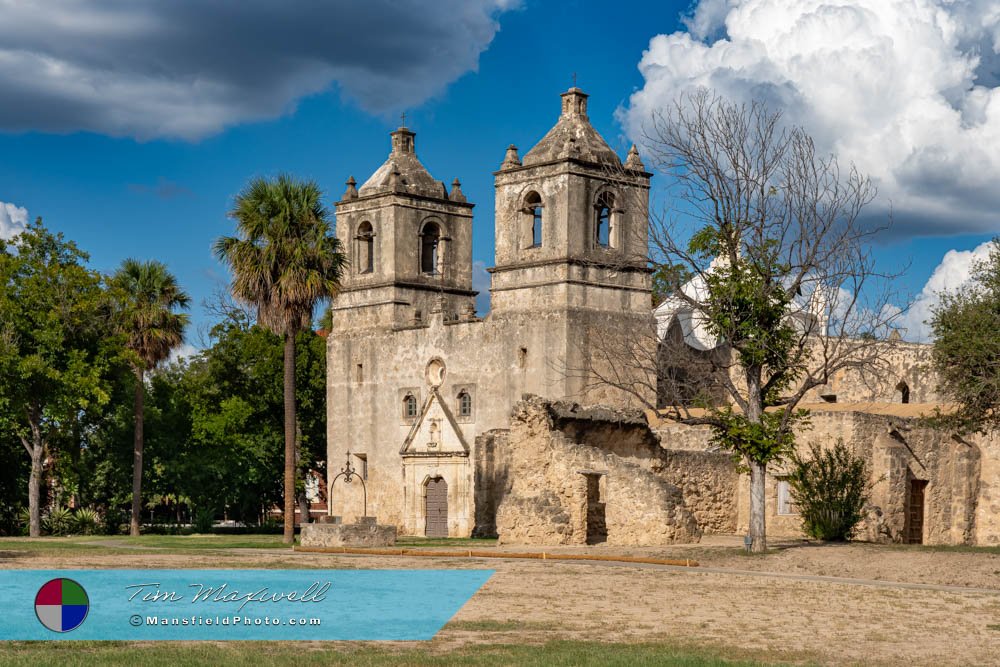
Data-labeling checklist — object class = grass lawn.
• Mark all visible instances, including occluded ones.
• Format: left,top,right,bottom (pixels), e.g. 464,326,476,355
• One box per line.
0,534,501,559
0,533,292,557
0,640,782,666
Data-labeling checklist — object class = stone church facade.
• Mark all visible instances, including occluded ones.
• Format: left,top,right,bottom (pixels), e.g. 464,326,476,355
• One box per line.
326,87,1000,546
326,87,651,537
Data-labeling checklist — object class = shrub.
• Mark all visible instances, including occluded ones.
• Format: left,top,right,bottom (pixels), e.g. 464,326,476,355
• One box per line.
43,506,74,536
193,508,215,533
787,440,872,541
16,507,31,536
72,508,101,535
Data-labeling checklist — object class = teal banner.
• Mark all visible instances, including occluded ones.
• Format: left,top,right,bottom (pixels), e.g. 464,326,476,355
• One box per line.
0,569,493,640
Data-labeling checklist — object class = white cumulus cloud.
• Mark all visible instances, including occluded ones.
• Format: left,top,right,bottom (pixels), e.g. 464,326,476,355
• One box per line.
0,201,28,240
623,0,1000,236
0,1,516,140
167,343,201,365
898,240,995,341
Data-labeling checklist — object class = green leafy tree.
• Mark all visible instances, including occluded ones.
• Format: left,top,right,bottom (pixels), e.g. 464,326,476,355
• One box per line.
930,239,1000,431
0,220,114,536
108,259,190,536
214,175,346,543
587,92,898,552
787,440,872,541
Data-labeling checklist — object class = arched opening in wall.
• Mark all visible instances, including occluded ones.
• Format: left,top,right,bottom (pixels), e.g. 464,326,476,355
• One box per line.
896,380,910,404
595,192,615,248
457,390,472,418
522,191,543,248
403,393,418,420
356,221,374,274
424,476,449,537
420,222,441,275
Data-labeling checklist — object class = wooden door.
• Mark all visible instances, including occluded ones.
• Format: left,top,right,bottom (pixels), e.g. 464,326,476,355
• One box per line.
425,478,449,538
907,479,928,544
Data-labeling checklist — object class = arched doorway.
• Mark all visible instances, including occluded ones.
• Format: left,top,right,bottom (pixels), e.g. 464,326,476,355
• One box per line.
425,477,449,537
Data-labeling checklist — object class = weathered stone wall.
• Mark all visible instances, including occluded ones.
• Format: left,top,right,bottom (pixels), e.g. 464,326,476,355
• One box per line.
300,522,397,548
731,409,996,545
654,423,714,450
484,395,740,545
804,340,943,404
655,450,739,534
972,431,1000,544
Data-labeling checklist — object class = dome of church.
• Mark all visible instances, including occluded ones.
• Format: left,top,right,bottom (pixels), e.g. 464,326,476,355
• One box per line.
521,88,622,167
359,127,449,199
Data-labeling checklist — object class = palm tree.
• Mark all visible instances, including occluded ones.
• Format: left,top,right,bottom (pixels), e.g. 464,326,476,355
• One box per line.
214,175,346,544
109,259,191,537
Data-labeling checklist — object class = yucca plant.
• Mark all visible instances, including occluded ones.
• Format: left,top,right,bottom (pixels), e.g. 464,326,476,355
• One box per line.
72,508,101,535
787,440,872,541
43,506,74,536
16,507,31,536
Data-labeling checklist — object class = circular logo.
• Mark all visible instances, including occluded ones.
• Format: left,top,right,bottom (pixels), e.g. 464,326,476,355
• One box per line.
35,578,89,633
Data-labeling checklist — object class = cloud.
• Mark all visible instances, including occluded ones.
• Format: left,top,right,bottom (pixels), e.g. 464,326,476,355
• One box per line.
472,260,492,315
167,343,201,365
0,201,28,240
898,240,995,342
0,1,516,140
128,178,193,200
623,0,1000,236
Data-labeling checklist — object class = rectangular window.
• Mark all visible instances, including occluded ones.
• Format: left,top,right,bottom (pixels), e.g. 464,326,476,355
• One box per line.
777,479,798,515
356,363,364,382
354,453,368,481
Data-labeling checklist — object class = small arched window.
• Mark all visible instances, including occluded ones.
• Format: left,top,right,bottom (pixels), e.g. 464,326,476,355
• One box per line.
595,193,614,248
403,393,418,419
523,191,542,248
357,221,374,274
420,222,440,275
457,390,472,418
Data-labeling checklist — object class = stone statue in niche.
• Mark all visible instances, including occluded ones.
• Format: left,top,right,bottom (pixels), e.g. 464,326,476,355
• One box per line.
428,418,441,449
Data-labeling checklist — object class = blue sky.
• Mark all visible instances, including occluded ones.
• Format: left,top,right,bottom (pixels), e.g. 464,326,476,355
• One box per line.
0,0,996,346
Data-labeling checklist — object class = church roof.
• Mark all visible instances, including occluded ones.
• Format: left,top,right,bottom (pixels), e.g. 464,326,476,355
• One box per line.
522,87,622,167
359,127,448,199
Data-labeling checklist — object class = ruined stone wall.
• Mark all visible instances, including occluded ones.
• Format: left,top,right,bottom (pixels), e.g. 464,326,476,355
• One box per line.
729,410,995,545
655,450,738,534
973,431,1000,544
484,395,740,545
655,423,714,450
803,340,942,404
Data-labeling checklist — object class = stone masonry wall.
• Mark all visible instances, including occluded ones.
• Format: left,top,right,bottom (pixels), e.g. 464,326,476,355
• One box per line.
483,395,738,545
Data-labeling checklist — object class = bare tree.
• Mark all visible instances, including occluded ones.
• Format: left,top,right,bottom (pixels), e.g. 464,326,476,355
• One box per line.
575,90,902,552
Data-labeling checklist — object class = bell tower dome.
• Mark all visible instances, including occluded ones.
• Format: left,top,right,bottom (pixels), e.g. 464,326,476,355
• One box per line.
331,125,476,330
490,87,652,314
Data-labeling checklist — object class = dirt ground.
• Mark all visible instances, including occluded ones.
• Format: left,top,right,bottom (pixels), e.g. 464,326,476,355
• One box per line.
3,538,1000,665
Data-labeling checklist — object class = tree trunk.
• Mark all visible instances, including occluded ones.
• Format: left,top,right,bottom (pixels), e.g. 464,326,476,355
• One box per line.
746,369,767,553
295,419,310,524
26,438,43,538
130,367,145,537
748,459,767,553
282,332,297,544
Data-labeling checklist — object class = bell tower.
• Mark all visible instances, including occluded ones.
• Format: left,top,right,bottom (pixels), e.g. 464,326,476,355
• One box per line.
331,125,477,330
491,87,652,314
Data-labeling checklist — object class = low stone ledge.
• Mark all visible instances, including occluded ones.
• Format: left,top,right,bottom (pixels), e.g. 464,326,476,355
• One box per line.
300,521,397,548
